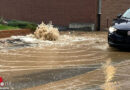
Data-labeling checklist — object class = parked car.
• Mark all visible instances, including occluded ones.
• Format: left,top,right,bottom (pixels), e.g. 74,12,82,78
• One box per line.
108,8,130,48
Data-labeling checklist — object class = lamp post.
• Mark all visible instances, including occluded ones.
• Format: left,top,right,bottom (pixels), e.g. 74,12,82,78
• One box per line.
97,0,102,31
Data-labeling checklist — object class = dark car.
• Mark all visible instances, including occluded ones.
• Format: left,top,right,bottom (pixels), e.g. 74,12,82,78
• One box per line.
108,8,130,48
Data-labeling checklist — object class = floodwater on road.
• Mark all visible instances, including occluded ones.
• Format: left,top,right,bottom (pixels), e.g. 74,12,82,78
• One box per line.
0,31,130,90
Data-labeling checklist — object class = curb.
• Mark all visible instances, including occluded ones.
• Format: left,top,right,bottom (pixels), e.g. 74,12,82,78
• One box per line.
0,29,33,38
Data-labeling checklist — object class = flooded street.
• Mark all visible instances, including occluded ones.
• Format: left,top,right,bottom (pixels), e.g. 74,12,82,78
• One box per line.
0,31,130,90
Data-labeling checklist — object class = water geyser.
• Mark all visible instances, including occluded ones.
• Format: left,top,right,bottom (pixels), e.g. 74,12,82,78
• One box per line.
34,22,60,41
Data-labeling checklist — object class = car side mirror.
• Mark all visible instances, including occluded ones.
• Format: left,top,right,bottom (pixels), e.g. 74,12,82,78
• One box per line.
117,14,122,18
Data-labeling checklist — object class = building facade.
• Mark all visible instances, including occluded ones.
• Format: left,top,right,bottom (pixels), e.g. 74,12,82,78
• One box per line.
0,0,130,30
0,0,98,29
101,0,130,30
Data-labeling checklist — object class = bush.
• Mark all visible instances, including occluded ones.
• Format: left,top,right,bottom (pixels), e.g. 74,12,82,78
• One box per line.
7,20,37,30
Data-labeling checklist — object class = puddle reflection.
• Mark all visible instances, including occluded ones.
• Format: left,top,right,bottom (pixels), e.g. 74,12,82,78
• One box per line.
102,58,120,90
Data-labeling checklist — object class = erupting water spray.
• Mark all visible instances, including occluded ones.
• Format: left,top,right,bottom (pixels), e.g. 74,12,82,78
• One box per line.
34,22,60,41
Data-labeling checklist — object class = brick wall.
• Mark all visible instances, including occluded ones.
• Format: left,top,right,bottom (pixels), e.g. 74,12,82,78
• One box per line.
1,0,130,30
102,0,130,30
0,0,98,28
0,29,32,38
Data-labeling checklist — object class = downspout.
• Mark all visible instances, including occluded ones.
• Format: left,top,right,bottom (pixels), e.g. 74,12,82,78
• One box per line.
97,0,102,31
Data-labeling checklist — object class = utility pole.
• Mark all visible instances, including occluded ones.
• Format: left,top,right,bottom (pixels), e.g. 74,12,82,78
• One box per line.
97,0,102,31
